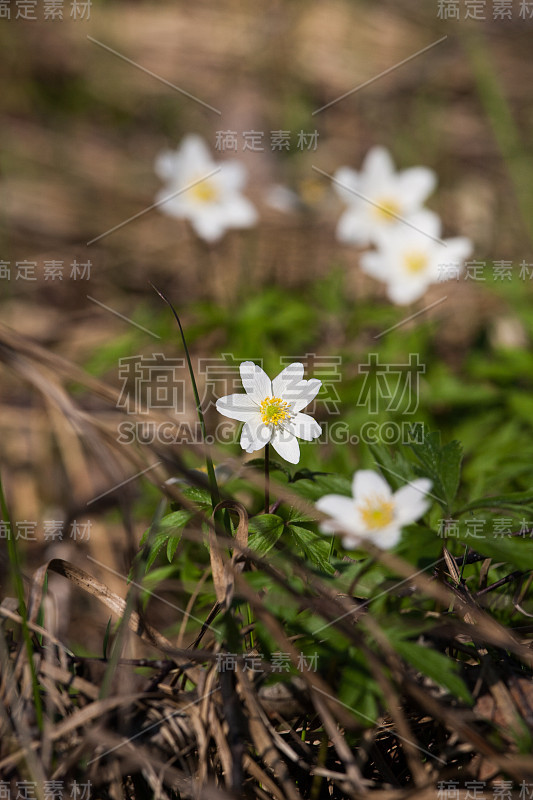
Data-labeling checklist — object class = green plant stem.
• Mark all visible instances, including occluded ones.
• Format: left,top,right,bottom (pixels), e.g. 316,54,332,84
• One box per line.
0,473,43,729
328,534,336,563
264,443,270,514
151,284,220,509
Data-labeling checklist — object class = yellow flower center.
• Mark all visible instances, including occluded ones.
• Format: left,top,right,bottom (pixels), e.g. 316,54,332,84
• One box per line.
190,179,219,204
403,250,428,275
260,397,291,426
373,197,402,222
359,495,395,530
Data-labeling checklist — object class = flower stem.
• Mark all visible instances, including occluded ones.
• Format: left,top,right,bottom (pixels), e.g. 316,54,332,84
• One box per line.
328,535,336,562
151,284,220,509
264,443,270,514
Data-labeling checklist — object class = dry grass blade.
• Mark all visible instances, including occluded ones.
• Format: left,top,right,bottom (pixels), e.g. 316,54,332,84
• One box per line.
27,558,192,662
209,500,248,606
237,666,303,800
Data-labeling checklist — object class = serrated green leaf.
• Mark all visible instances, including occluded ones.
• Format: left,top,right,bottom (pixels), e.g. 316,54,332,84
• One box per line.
407,425,462,510
279,505,316,525
167,535,181,562
182,486,213,512
142,510,193,570
440,440,463,507
248,514,285,555
287,524,335,574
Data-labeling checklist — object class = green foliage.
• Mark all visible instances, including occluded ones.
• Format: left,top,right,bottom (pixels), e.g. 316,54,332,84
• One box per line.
248,514,285,554
389,638,472,705
407,424,463,512
140,509,194,571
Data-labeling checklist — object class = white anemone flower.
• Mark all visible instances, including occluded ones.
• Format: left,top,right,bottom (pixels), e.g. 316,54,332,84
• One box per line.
334,146,437,247
155,134,258,242
360,209,473,305
316,469,432,550
216,361,322,464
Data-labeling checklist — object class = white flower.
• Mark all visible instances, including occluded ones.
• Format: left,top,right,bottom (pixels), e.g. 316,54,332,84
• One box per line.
155,134,257,242
316,469,432,550
360,210,473,304
216,361,322,464
334,146,437,247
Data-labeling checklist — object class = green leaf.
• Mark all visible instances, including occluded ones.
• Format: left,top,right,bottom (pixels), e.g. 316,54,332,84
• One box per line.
248,514,285,555
439,440,463,508
291,473,352,502
456,491,533,516
141,510,193,570
287,524,335,575
392,640,472,705
333,559,390,598
167,536,181,562
467,534,533,571
368,443,413,491
279,505,316,525
407,425,463,510
182,486,213,512
245,458,292,480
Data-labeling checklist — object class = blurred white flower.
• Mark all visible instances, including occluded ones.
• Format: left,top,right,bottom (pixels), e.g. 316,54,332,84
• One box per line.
360,210,473,304
334,146,437,247
265,184,301,213
155,134,257,242
316,469,432,550
216,361,322,464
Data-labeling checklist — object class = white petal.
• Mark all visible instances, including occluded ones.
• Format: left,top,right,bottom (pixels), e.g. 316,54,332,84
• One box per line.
319,519,340,535
336,209,369,245
398,167,437,209
154,150,178,182
333,167,359,205
241,415,270,453
406,209,442,241
316,494,357,533
240,361,272,403
371,524,403,549
179,134,213,170
272,362,304,399
362,146,395,183
442,236,473,264
155,189,189,218
387,278,429,306
221,195,258,229
190,212,226,242
218,161,247,192
341,532,364,550
394,480,432,524
352,470,392,502
270,428,300,464
216,394,259,422
292,379,322,414
288,412,321,441
360,251,390,281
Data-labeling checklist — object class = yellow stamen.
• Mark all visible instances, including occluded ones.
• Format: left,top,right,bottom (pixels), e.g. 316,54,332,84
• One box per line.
190,180,218,204
403,251,428,275
359,495,395,530
373,197,402,222
260,397,291,426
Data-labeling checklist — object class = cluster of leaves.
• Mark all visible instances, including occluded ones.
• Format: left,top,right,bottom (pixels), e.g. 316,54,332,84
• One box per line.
138,423,533,726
